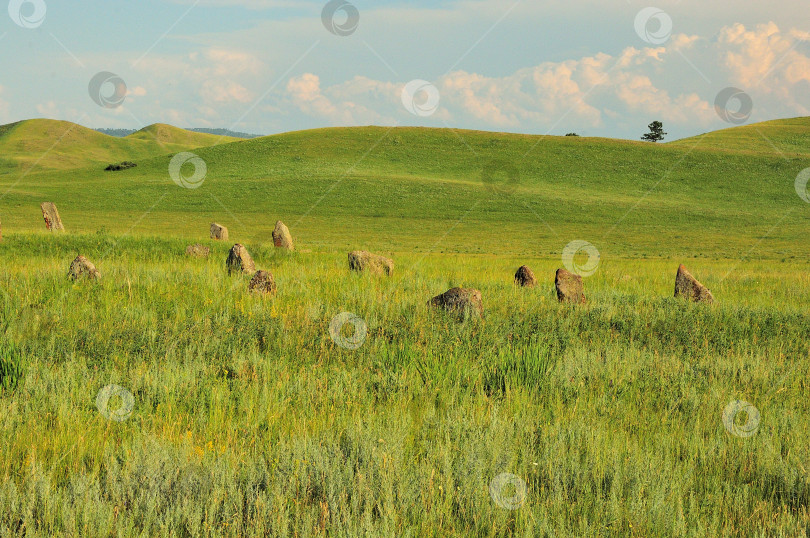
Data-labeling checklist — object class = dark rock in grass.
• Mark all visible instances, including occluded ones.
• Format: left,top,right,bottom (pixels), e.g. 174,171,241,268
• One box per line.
348,250,393,276
248,270,277,295
226,244,255,275
41,202,64,231
674,264,714,303
210,223,229,241
428,287,483,318
185,244,210,258
555,268,585,304
272,221,294,251
104,161,137,171
514,265,536,287
68,255,100,280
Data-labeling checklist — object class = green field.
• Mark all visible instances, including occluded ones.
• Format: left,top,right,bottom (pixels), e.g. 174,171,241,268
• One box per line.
0,118,809,536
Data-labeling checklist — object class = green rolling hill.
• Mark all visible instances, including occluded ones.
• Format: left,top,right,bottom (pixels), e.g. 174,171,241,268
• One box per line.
0,117,807,258
670,116,810,157
0,119,238,173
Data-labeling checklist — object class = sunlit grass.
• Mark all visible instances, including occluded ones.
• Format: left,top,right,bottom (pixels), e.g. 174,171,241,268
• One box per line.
0,233,808,536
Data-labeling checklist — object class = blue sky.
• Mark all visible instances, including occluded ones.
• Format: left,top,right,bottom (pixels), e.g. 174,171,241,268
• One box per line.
1,0,808,140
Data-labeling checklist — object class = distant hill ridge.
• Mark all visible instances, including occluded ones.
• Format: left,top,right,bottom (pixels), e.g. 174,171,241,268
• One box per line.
1,116,809,176
96,127,262,139
0,119,241,172
0,116,808,257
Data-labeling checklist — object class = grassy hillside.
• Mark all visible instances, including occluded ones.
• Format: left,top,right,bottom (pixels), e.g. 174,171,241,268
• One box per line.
0,120,808,258
0,119,237,173
125,123,237,147
671,116,810,156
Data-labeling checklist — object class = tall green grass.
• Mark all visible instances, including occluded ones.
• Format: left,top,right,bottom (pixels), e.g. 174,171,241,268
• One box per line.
0,233,808,536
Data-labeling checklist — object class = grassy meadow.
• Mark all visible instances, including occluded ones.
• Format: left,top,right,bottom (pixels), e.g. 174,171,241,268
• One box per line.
0,234,809,536
0,118,809,536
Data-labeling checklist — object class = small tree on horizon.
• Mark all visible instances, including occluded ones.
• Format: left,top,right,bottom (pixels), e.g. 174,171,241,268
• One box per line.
641,121,667,142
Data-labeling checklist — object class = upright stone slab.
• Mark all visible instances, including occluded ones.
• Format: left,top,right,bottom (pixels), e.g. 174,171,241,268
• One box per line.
68,256,100,280
555,268,585,304
674,264,714,303
210,223,229,241
514,265,536,287
348,251,393,276
428,287,483,318
226,244,255,275
41,202,64,231
272,221,294,251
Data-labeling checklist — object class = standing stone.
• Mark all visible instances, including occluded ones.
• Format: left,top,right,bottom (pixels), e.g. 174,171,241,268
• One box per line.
210,223,228,241
428,287,483,318
185,244,210,258
555,268,585,304
514,265,536,287
272,221,294,251
248,270,277,295
68,256,100,280
348,251,394,276
41,202,64,231
226,244,255,275
674,264,714,303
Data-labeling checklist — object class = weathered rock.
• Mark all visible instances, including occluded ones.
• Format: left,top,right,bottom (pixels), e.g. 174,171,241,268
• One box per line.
674,264,714,303
185,244,210,258
514,265,536,287
41,202,64,231
226,244,255,275
272,221,294,250
348,250,394,276
248,270,277,295
68,255,100,280
428,287,483,318
555,268,585,304
210,223,228,241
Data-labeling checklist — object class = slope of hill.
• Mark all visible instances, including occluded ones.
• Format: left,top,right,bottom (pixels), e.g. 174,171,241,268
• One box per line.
0,119,240,173
97,127,260,139
0,119,807,257
125,123,238,147
670,116,810,156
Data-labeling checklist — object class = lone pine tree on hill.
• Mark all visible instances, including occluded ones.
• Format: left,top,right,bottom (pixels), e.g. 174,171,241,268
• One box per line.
641,121,667,142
